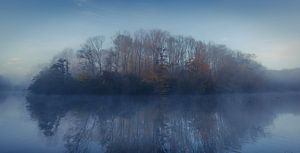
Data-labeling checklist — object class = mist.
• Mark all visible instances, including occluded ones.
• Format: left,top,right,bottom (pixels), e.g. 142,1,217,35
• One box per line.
1,1,300,153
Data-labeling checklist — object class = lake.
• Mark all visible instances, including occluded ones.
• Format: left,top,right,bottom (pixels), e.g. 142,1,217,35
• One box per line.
0,92,300,153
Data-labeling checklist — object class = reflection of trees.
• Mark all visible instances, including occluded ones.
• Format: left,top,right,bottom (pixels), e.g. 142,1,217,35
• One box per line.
26,95,71,136
64,113,98,153
26,93,300,153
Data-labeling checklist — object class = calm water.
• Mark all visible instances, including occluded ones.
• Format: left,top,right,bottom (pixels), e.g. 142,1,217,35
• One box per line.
0,92,300,153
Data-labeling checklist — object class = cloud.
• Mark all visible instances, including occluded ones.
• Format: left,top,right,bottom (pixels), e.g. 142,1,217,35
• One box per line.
6,57,22,65
73,0,89,7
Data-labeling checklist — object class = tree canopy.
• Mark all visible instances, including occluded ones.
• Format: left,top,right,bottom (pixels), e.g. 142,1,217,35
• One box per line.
29,30,266,95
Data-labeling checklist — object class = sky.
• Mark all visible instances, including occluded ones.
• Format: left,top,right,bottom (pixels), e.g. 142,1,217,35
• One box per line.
0,0,300,82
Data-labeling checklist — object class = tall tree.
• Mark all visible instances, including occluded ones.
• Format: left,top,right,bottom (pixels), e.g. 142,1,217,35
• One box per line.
78,36,105,77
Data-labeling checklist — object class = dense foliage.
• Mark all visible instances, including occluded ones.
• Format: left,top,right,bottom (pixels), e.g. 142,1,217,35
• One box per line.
29,30,265,95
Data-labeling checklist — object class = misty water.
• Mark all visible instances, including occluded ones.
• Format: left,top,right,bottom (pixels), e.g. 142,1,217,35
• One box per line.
0,92,300,153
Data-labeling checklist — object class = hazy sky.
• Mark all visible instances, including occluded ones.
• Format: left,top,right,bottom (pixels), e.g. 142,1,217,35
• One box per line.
1,0,300,81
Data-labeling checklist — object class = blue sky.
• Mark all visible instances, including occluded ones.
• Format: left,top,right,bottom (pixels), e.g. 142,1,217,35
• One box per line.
1,0,300,81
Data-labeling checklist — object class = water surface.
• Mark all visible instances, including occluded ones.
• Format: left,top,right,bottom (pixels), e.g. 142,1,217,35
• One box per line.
0,92,300,153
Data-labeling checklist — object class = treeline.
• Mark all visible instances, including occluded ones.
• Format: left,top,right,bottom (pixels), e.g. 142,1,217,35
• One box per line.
265,68,300,91
0,75,10,91
29,30,265,95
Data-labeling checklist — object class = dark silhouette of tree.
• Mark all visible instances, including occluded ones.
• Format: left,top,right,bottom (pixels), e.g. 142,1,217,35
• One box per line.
28,58,79,94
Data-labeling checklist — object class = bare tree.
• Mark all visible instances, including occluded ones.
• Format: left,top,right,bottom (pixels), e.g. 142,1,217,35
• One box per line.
78,36,105,77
